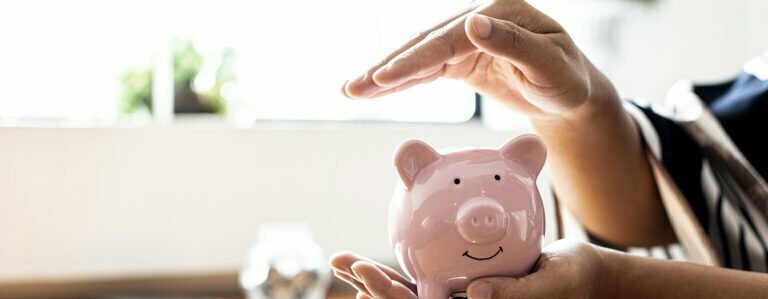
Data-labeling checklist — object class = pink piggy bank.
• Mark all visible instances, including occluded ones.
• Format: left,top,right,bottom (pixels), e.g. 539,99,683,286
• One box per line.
389,134,547,298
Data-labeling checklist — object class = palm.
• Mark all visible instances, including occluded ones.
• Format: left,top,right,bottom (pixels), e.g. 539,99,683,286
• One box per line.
445,52,548,117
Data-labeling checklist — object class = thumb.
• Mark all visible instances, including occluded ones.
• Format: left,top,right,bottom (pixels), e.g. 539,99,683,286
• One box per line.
467,277,535,299
465,14,550,75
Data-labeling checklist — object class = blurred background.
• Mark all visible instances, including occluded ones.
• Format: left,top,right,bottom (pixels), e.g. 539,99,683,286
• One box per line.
0,0,766,298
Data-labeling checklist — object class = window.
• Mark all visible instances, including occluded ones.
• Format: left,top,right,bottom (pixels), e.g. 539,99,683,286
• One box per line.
0,0,476,124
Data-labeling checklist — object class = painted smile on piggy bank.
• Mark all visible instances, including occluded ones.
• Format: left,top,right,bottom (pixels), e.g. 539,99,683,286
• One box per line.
463,246,504,260
388,134,547,299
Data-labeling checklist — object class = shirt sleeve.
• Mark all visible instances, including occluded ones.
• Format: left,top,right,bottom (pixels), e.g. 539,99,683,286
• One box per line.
623,100,709,227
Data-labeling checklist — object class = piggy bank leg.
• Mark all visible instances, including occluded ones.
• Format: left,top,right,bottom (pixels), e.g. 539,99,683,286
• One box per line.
418,283,451,299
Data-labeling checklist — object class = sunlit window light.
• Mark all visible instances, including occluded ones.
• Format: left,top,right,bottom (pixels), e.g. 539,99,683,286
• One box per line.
0,0,477,124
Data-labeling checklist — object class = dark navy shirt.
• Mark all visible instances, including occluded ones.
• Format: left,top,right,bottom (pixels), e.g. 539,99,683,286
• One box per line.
628,70,768,272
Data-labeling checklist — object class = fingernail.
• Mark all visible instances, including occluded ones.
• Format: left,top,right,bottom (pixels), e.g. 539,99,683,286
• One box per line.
335,270,362,283
373,61,409,87
344,73,370,99
350,262,388,292
373,64,391,79
341,82,352,98
469,281,492,299
350,261,364,277
471,14,492,40
331,263,351,274
350,72,367,83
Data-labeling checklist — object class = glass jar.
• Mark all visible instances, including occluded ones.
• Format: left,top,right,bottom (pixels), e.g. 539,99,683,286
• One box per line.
239,223,330,299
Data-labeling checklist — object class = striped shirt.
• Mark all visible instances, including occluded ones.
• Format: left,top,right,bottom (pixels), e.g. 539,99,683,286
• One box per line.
623,57,768,272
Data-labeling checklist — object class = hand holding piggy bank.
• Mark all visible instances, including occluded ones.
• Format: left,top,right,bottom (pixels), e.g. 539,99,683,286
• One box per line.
390,134,547,299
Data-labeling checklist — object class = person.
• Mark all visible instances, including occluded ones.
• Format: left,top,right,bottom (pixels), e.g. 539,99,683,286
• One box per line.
329,0,768,298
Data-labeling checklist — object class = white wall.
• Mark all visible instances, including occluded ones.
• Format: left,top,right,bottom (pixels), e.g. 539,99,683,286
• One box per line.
607,0,768,101
485,0,768,128
0,123,557,281
534,0,768,102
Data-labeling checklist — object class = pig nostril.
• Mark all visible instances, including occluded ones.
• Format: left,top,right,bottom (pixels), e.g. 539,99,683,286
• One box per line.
457,198,509,244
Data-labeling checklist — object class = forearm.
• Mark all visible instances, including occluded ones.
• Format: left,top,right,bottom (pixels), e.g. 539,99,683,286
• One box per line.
614,252,768,298
530,63,674,247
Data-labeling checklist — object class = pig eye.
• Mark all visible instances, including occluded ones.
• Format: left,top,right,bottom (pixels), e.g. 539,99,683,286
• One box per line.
494,174,501,181
453,178,461,185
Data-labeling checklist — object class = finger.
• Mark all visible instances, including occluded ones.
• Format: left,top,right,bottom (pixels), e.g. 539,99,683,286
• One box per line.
343,4,481,99
329,251,417,292
465,14,553,79
334,270,370,297
343,72,386,99
344,61,444,99
443,51,482,80
330,251,361,274
356,292,373,299
371,16,476,88
468,276,553,299
367,66,445,99
351,261,418,299
468,278,516,299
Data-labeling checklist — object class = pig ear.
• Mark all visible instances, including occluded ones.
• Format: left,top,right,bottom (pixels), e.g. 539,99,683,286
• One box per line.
500,134,547,176
394,140,441,190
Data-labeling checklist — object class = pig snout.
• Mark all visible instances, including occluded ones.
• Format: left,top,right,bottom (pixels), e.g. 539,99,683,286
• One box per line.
456,198,508,244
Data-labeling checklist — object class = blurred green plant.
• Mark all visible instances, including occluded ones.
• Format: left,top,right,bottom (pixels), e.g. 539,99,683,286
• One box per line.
173,41,203,88
119,67,153,114
190,48,238,114
119,40,236,115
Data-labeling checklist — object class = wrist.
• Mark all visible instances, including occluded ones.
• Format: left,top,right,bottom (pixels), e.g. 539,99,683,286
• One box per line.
594,246,630,299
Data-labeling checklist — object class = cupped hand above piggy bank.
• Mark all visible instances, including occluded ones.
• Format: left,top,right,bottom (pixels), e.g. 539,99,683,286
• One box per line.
390,134,547,299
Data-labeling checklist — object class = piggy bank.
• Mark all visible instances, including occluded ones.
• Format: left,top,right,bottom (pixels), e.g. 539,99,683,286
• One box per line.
389,134,547,299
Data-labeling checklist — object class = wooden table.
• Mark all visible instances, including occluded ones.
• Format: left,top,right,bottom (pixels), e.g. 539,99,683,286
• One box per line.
0,271,357,299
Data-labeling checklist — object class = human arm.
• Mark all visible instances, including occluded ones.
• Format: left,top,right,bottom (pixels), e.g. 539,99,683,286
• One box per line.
342,0,674,246
330,240,768,299
466,239,768,299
